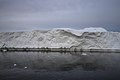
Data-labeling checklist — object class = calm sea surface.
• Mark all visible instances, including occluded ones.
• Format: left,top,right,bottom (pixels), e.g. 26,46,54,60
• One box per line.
0,52,120,80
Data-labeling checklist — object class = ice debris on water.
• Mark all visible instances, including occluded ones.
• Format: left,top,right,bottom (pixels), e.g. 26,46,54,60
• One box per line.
14,64,17,66
81,53,87,56
24,67,27,69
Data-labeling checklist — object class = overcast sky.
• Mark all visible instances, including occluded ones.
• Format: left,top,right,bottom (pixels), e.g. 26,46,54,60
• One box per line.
0,0,120,32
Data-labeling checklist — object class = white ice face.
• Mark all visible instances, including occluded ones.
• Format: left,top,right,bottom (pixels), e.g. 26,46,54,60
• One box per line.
0,27,120,49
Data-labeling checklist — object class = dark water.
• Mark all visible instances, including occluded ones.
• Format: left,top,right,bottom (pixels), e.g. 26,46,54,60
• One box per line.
0,52,120,80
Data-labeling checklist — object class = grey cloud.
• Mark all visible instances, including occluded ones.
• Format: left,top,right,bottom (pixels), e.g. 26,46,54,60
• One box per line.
0,0,120,32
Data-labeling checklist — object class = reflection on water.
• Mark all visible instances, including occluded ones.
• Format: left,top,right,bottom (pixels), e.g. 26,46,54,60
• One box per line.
0,52,120,80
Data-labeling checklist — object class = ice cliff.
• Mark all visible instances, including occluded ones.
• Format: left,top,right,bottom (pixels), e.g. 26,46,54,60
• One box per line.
0,27,120,49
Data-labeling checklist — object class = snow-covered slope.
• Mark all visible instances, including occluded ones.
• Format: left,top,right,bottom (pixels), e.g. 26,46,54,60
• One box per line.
0,27,120,49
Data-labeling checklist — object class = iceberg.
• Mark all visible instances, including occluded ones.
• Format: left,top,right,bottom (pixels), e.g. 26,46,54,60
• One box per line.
0,27,120,49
